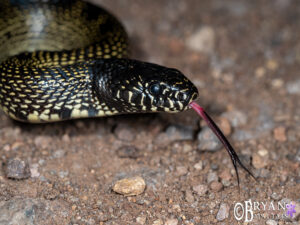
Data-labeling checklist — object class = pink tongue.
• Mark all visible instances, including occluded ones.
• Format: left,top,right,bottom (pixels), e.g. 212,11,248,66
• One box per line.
189,101,255,186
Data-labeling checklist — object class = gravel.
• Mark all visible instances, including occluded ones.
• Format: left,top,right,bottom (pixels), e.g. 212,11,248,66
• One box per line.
207,171,218,183
164,218,178,225
0,197,70,225
192,184,208,196
286,79,300,94
216,203,230,221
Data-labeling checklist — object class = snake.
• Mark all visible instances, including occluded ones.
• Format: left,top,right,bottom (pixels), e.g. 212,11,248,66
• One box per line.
0,0,255,185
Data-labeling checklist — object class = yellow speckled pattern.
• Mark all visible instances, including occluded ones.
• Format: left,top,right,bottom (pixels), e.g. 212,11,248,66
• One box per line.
0,0,128,122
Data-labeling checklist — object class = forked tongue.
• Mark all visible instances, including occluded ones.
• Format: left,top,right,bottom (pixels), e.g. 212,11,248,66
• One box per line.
189,101,256,186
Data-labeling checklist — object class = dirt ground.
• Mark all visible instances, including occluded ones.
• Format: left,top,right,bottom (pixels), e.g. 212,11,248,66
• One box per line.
0,0,299,224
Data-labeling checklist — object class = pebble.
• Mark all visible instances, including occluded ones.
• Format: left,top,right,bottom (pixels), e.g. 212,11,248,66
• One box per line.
52,149,66,159
152,219,163,225
286,79,300,94
296,148,300,162
136,215,147,224
252,152,269,169
259,168,271,178
207,171,218,183
273,126,287,142
192,184,208,196
165,124,194,141
219,169,232,181
216,203,229,221
34,136,52,149
221,110,248,127
30,164,40,178
270,192,281,200
210,164,219,170
197,127,222,151
116,146,141,159
266,219,278,225
0,197,70,224
218,117,232,136
193,161,203,170
5,158,31,179
114,124,135,141
112,176,146,196
232,130,256,141
266,59,279,71
185,190,195,203
210,181,223,192
185,26,215,54
165,218,178,225
176,166,188,176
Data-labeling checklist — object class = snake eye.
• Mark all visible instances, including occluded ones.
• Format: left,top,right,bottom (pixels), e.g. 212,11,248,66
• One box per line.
178,92,187,101
149,83,161,95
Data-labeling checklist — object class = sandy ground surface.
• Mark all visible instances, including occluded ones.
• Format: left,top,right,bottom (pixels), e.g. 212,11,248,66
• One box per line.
0,0,300,224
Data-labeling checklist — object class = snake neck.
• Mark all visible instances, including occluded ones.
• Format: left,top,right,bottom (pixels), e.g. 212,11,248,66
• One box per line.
92,59,136,114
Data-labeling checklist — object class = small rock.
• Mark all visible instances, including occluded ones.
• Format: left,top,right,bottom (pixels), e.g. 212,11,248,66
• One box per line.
218,117,231,136
52,149,65,159
252,152,269,169
210,164,219,170
207,171,218,183
255,67,266,78
176,166,188,176
165,218,178,225
266,219,278,225
271,78,284,88
192,184,208,196
222,111,248,127
136,215,147,224
30,164,40,178
5,158,31,179
152,219,163,225
286,79,300,94
114,124,135,141
185,26,215,54
193,161,203,170
210,181,223,192
165,124,194,141
185,190,194,203
232,129,256,141
259,168,271,178
296,148,300,162
34,136,52,149
273,127,287,142
197,127,222,151
270,192,281,200
116,146,141,159
216,203,230,221
113,176,146,196
266,59,279,71
219,169,232,181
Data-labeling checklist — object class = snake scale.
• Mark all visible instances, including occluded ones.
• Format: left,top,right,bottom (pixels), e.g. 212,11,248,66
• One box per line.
0,0,255,185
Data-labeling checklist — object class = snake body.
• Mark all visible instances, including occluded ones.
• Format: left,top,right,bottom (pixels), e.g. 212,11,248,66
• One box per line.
0,0,198,122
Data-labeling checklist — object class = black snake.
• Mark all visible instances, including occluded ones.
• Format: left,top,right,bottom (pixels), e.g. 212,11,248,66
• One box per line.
0,0,255,185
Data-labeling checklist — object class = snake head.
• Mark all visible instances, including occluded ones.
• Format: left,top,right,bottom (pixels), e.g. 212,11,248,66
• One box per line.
93,58,198,114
